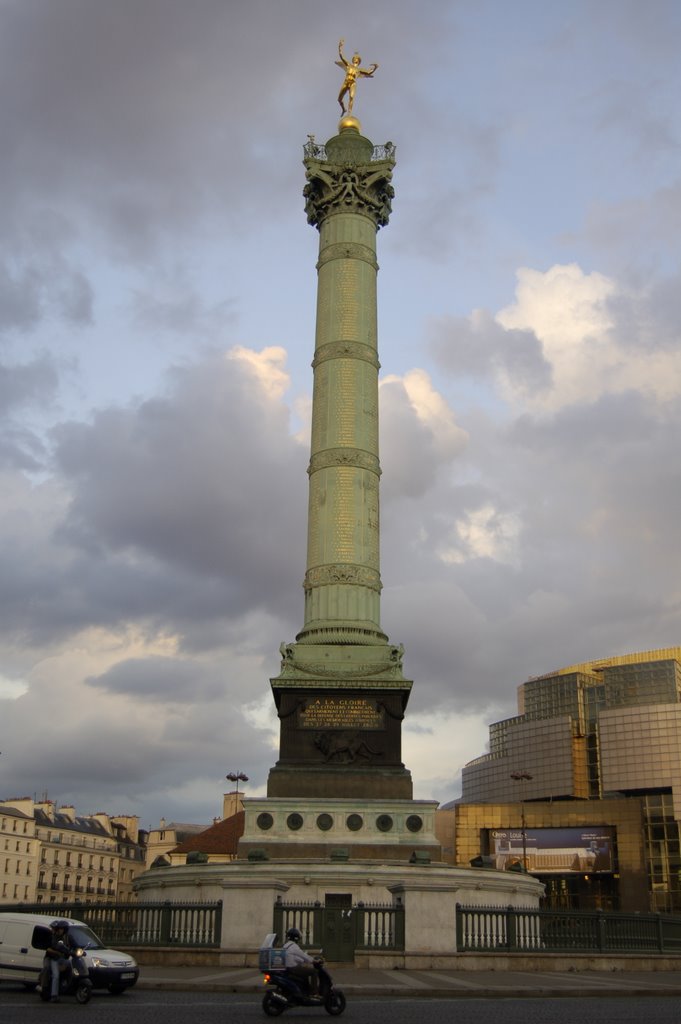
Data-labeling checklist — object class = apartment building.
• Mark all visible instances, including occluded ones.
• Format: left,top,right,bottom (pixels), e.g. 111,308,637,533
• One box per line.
0,798,146,905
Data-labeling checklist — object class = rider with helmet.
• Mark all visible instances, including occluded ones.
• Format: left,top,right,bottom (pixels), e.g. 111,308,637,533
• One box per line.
44,920,71,1003
282,927,318,995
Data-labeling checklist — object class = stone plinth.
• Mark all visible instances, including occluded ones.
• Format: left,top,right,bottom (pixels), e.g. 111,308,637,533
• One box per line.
238,797,439,861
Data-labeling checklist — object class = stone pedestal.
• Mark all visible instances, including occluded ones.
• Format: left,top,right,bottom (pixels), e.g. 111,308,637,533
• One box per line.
238,797,440,862
217,877,289,951
135,858,545,965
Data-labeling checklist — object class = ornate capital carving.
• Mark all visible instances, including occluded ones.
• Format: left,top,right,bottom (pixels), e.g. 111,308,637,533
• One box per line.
303,159,394,229
308,448,380,476
312,339,380,370
317,242,378,270
304,563,382,593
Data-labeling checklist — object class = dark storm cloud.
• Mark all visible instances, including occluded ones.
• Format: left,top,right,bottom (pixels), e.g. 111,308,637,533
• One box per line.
379,378,681,714
131,285,237,337
0,671,277,812
0,346,307,653
605,272,681,354
428,310,552,392
0,425,47,472
0,354,58,469
0,261,42,331
53,349,307,607
0,0,449,256
0,355,58,414
86,656,227,702
380,376,467,500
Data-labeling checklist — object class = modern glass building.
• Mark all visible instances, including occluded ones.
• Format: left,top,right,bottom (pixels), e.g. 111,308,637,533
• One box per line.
458,647,681,911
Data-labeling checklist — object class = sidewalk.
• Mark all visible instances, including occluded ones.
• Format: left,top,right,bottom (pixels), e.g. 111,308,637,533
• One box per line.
136,964,681,999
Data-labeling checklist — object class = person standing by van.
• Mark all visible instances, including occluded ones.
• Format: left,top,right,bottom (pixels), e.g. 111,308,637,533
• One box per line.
44,921,70,1002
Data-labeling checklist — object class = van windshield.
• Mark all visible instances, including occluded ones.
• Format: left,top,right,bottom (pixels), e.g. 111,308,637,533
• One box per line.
67,925,104,950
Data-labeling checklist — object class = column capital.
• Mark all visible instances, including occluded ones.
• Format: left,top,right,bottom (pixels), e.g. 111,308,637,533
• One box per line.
303,131,395,229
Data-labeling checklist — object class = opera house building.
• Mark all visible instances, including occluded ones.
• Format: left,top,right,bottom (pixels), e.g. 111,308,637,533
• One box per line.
451,648,681,912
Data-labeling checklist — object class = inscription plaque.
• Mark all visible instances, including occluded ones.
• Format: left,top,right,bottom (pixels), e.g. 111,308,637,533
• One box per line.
299,697,384,730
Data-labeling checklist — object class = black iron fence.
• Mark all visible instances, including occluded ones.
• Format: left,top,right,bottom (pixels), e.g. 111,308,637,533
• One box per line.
0,900,222,948
273,900,404,956
7,898,681,956
457,904,681,953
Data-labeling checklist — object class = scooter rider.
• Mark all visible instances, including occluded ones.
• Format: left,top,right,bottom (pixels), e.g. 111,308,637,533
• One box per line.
282,927,318,995
45,920,71,1003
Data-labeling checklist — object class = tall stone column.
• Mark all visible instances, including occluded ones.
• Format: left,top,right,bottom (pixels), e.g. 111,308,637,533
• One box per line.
268,115,412,801
299,120,392,644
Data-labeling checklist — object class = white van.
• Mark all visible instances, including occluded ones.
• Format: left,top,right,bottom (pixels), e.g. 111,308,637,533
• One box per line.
0,913,139,994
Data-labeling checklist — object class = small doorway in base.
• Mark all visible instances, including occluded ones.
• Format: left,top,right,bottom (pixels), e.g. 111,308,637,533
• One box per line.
322,893,354,962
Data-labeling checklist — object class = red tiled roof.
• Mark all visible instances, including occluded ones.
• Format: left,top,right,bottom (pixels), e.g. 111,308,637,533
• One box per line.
171,811,245,855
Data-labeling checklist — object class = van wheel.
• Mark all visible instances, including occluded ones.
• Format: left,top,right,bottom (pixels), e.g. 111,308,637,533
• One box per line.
108,983,125,995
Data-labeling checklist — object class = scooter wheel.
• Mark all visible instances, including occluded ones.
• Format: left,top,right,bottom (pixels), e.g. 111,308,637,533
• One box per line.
75,984,92,1004
262,991,286,1016
325,989,346,1016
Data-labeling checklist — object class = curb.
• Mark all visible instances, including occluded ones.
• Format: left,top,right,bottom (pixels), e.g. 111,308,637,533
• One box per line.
135,978,681,999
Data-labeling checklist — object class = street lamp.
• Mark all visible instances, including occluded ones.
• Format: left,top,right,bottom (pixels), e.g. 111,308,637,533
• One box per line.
226,771,249,799
510,770,533,871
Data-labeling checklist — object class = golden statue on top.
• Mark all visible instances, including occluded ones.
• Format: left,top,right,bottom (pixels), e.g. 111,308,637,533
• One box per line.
335,38,378,114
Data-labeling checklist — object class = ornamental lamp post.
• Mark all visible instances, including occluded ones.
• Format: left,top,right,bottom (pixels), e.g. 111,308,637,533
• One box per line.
510,770,533,871
226,771,249,800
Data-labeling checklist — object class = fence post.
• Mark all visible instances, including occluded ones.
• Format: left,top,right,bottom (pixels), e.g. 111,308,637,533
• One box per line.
455,903,463,951
506,906,517,951
312,903,324,948
214,900,223,946
596,910,607,952
353,904,365,950
657,913,664,953
394,903,405,952
273,898,284,942
160,901,172,945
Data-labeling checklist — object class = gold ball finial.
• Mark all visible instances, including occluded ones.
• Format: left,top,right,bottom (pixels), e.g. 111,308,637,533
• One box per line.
338,113,361,133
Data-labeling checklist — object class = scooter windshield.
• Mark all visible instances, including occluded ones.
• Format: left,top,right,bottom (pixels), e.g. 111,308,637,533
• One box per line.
66,925,103,950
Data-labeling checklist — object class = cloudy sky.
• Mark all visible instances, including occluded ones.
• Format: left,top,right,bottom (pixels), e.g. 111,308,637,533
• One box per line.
1,0,680,832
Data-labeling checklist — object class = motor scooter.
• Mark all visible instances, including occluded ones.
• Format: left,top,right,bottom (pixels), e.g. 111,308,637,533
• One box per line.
38,945,93,1005
262,958,346,1016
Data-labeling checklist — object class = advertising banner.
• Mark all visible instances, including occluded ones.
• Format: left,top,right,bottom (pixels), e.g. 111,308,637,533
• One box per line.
489,826,615,873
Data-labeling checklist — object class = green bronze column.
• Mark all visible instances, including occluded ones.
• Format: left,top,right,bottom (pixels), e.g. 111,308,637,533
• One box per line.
268,114,412,801
299,117,393,645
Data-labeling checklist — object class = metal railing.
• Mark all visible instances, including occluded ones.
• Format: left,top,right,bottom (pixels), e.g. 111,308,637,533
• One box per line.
302,141,396,163
356,903,404,951
456,904,681,953
0,900,222,948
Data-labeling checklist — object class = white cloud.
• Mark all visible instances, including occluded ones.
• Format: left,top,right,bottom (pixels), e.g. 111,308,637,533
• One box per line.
438,503,521,566
496,263,681,409
382,368,468,457
0,673,28,700
227,346,291,401
404,708,496,801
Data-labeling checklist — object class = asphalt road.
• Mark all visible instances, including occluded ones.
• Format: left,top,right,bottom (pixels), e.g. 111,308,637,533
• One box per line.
1,990,680,1024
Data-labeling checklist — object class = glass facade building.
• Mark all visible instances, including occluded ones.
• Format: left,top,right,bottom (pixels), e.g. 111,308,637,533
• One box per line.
458,647,681,911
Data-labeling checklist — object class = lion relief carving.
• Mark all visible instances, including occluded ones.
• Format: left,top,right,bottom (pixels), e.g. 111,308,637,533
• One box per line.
314,731,383,764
